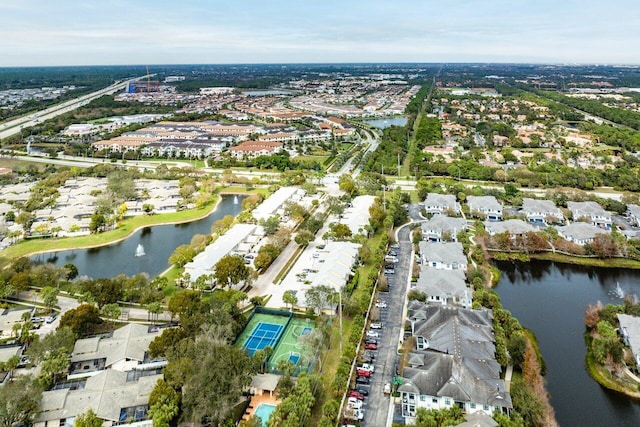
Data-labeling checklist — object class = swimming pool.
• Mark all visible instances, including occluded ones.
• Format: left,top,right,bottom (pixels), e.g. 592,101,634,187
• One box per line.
254,403,276,426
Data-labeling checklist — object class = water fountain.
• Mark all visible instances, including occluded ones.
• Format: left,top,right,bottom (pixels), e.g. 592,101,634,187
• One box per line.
135,244,146,257
233,195,239,204
614,282,625,299
608,281,625,299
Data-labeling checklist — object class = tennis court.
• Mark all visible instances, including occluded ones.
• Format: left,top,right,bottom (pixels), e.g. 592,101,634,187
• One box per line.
236,312,291,357
243,322,285,356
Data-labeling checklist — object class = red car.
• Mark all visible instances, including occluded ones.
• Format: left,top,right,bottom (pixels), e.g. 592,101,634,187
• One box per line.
365,343,378,350
349,391,365,400
357,369,371,378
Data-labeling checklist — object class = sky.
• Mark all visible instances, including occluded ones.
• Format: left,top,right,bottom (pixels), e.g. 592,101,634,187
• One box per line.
1,0,639,66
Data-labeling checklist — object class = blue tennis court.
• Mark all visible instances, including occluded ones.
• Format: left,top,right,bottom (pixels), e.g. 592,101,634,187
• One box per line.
288,353,300,365
242,322,285,356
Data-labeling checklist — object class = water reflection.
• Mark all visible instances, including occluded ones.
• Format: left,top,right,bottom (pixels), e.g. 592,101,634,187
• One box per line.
494,259,640,426
32,195,244,279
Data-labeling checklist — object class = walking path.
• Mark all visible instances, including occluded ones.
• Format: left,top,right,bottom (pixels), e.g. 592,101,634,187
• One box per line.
505,364,514,392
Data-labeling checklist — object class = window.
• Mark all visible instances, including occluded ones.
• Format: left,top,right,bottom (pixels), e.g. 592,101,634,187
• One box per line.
470,403,476,409
445,398,451,405
420,395,426,401
483,405,489,411
432,398,438,403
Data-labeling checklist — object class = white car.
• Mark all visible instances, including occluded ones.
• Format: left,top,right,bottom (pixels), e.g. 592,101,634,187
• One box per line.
375,302,387,308
366,330,379,338
347,397,363,409
370,322,383,329
359,363,375,373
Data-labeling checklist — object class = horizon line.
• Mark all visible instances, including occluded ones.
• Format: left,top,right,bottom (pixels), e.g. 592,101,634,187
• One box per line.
1,61,640,69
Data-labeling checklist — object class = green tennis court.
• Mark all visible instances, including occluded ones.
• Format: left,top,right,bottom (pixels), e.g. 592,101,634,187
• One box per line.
236,312,290,355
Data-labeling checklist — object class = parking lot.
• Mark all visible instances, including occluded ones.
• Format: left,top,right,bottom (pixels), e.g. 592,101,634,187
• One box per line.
355,224,412,426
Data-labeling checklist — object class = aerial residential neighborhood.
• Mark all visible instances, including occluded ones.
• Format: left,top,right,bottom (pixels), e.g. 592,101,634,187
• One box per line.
1,16,640,426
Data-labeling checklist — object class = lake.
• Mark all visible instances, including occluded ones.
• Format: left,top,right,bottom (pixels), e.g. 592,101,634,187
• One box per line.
242,90,293,96
364,117,407,129
494,259,640,427
33,195,244,279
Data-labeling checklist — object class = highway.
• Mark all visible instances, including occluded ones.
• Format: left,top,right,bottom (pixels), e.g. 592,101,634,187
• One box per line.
0,76,146,141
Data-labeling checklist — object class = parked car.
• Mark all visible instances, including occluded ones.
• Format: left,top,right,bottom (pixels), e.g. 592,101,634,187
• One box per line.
347,397,363,409
390,243,400,250
365,338,377,345
356,376,370,385
353,409,364,420
357,369,371,378
365,343,378,350
349,391,365,400
46,314,57,324
359,363,375,373
370,322,383,329
376,301,387,308
388,251,397,257
366,330,379,338
357,388,369,396
32,317,45,323
383,383,391,395
384,268,395,275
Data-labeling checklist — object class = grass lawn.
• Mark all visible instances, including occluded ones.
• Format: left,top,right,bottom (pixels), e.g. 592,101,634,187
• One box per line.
219,186,271,197
274,246,304,284
531,252,640,269
0,158,49,171
0,196,221,266
292,155,330,163
311,316,354,425
161,265,185,292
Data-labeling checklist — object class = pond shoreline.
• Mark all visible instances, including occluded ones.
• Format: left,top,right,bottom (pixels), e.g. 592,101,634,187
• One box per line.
6,190,254,263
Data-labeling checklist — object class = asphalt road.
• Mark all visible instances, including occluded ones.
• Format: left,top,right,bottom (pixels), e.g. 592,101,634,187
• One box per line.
361,224,412,426
0,77,145,141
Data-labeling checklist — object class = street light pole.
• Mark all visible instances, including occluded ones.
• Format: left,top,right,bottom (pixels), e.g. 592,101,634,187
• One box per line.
339,290,342,353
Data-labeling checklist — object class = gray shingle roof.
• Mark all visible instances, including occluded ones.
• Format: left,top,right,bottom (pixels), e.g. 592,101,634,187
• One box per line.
416,268,467,299
71,324,160,368
424,193,458,212
419,242,467,266
37,370,162,423
557,222,608,242
617,314,640,363
567,201,609,218
521,198,562,218
467,196,502,212
484,219,535,236
421,216,467,235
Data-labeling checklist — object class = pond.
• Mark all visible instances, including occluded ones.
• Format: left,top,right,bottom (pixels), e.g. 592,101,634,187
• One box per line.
363,116,407,129
33,195,245,279
494,259,640,427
